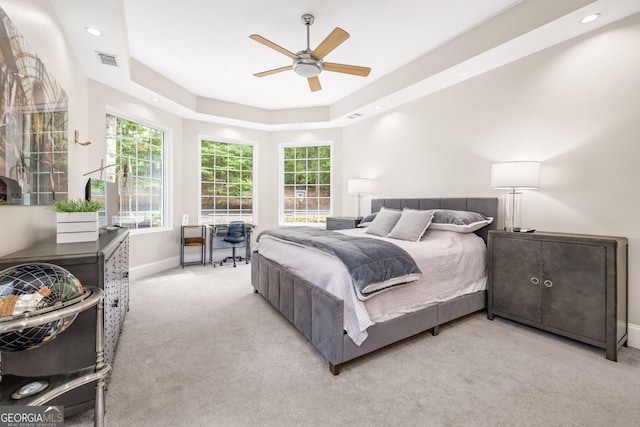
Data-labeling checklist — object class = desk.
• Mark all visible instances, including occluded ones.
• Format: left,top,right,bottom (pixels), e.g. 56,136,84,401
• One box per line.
208,224,253,265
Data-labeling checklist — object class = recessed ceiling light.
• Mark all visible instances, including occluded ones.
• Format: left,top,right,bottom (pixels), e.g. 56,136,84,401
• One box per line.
150,97,160,102
580,13,600,24
375,105,383,110
85,27,103,37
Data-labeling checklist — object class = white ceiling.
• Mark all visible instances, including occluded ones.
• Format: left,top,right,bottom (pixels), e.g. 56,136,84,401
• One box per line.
48,0,640,130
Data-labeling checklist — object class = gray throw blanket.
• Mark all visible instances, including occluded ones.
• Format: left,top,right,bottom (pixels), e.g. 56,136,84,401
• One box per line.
258,227,422,300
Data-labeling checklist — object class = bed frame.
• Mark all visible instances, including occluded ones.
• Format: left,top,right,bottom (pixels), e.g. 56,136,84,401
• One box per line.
251,197,499,374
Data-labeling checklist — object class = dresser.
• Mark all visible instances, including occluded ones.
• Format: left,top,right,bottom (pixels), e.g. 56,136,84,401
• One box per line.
487,230,628,361
0,228,129,416
326,216,362,230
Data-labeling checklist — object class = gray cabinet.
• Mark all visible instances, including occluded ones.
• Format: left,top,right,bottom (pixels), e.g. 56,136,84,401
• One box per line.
488,230,627,361
0,228,129,416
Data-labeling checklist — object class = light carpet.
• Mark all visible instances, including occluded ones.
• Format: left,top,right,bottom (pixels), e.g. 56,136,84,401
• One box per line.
66,263,640,426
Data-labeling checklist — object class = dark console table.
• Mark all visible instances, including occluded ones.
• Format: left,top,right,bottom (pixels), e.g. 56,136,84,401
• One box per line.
488,230,628,361
0,227,129,417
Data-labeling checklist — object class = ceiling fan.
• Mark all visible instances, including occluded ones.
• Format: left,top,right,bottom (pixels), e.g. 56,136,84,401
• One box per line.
250,14,371,92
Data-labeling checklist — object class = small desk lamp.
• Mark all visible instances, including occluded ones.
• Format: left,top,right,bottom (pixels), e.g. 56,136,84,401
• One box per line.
347,178,372,218
491,161,541,232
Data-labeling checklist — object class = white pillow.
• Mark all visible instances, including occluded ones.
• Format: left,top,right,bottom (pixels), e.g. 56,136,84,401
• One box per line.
365,207,402,237
387,209,434,241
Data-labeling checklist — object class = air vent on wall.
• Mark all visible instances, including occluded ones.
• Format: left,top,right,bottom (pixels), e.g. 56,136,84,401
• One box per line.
95,51,118,67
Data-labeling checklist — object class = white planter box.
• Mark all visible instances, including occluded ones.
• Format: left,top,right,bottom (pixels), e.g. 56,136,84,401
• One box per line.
57,212,99,243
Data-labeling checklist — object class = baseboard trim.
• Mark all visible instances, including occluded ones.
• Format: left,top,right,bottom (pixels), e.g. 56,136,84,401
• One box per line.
129,257,179,281
628,322,640,349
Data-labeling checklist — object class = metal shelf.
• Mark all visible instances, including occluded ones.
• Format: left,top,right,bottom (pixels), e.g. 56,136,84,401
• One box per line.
180,225,206,267
0,287,109,426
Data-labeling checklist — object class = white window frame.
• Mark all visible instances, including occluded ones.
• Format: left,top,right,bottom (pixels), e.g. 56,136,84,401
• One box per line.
278,141,333,226
198,135,258,226
105,108,172,234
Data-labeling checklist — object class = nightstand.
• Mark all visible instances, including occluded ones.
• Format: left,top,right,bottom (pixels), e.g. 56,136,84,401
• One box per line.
326,217,362,230
487,230,628,361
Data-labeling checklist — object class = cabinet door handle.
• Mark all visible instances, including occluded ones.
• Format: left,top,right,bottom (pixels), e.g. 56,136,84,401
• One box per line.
544,280,553,288
530,277,540,285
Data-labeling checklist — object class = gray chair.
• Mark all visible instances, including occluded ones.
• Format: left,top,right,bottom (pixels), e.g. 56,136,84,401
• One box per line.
220,221,246,267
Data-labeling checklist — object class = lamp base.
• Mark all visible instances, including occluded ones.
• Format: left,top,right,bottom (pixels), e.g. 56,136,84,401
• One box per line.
504,191,522,232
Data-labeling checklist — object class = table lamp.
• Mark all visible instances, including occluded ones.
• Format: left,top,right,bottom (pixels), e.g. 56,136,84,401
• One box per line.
491,161,541,231
347,178,372,218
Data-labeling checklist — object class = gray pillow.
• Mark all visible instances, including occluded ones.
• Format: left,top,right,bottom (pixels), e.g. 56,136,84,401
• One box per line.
357,212,378,227
430,210,493,233
365,207,402,237
387,209,434,241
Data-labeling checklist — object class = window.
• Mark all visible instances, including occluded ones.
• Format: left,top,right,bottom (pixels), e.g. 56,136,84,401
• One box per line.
280,142,332,225
106,114,166,230
200,139,255,225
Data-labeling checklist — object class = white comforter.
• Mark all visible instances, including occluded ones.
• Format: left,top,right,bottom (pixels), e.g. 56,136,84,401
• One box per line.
255,227,487,346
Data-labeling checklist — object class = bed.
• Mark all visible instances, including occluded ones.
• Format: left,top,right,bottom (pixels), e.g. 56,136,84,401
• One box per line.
251,197,499,374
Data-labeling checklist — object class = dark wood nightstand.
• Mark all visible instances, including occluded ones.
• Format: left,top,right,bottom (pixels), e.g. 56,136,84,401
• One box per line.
487,230,628,361
326,217,362,230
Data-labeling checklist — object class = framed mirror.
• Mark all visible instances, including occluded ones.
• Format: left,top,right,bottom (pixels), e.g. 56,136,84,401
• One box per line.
0,7,68,206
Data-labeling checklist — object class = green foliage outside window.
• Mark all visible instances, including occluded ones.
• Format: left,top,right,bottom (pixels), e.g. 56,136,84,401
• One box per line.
282,144,331,224
201,140,254,224
106,114,164,229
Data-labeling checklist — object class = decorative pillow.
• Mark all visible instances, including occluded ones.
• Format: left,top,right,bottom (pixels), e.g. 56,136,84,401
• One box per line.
365,207,402,237
387,209,434,241
430,210,493,233
357,212,378,228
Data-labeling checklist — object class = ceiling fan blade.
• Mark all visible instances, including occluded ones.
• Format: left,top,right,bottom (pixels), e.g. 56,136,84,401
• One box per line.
323,62,371,77
249,34,299,59
311,27,349,60
308,76,321,92
254,65,293,77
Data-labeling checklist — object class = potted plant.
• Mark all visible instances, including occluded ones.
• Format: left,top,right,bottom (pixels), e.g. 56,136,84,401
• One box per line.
51,199,104,243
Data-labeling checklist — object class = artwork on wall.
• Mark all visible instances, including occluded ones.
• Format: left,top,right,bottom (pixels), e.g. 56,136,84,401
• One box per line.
0,6,68,205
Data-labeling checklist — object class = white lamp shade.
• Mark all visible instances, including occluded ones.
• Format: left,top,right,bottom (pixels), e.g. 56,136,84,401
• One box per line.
347,178,372,195
491,161,541,189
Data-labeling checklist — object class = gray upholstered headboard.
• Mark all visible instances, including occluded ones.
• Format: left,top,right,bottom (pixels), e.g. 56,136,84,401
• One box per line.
370,197,499,243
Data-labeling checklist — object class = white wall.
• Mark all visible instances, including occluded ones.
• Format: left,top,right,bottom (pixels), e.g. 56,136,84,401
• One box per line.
0,0,89,254
1,2,638,344
340,14,640,331
87,80,184,271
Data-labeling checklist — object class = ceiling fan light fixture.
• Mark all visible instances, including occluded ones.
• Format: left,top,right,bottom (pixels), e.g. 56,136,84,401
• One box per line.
251,13,370,91
293,54,323,77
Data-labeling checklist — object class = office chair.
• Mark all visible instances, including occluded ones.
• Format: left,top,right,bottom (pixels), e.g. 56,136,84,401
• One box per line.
220,221,246,267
